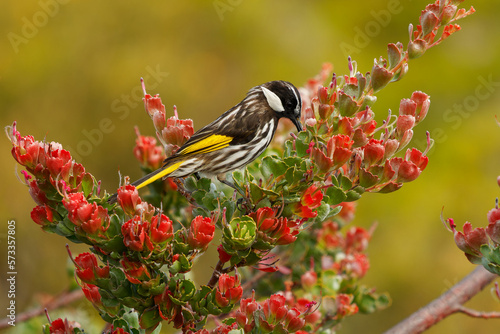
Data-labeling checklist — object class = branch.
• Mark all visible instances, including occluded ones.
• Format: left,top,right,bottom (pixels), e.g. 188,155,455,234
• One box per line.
0,289,84,330
457,306,500,319
384,266,498,334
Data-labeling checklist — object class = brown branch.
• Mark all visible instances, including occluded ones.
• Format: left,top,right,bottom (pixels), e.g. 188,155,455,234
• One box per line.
0,289,84,330
457,306,500,319
384,266,498,334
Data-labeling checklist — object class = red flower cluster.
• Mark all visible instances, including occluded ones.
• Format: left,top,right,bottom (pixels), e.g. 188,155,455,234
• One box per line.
63,193,110,236
408,2,475,59
133,127,165,170
294,185,323,218
141,81,194,157
73,252,110,284
248,207,299,245
235,294,305,333
318,222,371,278
448,204,500,265
8,122,88,193
121,213,174,253
215,274,243,308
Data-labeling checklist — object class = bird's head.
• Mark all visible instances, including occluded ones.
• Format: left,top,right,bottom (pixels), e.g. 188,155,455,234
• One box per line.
260,81,303,132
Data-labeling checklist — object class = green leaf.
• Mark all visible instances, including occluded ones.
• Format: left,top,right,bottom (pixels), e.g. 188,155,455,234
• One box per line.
335,92,358,117
345,186,364,202
339,175,352,191
261,155,288,180
183,176,198,192
325,186,346,205
315,202,330,222
81,173,94,197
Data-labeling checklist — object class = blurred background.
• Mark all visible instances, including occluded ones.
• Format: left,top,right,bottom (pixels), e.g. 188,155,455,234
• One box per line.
1,0,500,333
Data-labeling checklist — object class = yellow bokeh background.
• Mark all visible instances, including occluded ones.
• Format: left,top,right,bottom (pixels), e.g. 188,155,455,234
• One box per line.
1,0,500,333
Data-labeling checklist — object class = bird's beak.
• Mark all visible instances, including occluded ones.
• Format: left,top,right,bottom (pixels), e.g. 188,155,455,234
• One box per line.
291,117,303,132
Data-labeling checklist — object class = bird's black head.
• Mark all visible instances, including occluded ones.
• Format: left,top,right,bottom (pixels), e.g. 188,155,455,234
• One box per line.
260,81,303,132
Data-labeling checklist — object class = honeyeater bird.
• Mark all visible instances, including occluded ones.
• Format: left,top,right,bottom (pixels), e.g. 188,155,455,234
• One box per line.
108,80,302,204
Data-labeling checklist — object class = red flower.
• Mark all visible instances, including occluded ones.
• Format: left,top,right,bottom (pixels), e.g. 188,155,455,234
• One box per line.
31,205,54,226
301,185,323,209
149,214,174,245
133,131,165,170
117,185,142,216
45,148,73,179
8,123,45,170
217,244,232,263
121,216,152,252
187,216,215,250
335,294,359,318
63,193,89,224
161,115,195,147
318,221,344,249
448,219,488,262
394,148,428,182
110,327,130,334
120,257,151,284
48,318,81,334
362,139,385,166
487,208,500,244
296,298,321,325
235,297,259,332
248,208,298,245
262,294,288,323
285,308,306,332
345,226,371,253
81,283,102,307
215,274,243,307
396,115,416,135
143,93,167,130
74,252,110,283
63,193,109,234
26,178,47,206
248,207,277,231
294,185,323,218
336,202,356,223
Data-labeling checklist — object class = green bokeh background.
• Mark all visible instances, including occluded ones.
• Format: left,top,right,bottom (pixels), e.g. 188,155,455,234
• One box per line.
1,0,500,333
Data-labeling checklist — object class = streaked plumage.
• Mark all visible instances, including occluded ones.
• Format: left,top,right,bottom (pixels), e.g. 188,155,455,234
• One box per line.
108,80,302,204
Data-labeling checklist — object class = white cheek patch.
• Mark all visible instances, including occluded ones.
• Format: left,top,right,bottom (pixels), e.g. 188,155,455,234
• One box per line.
261,86,284,112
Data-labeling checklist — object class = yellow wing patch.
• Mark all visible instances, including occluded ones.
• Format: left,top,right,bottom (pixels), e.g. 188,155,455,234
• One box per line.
136,161,184,190
179,134,233,155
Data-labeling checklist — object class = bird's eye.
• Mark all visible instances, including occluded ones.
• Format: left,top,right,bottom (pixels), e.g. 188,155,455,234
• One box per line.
286,100,295,109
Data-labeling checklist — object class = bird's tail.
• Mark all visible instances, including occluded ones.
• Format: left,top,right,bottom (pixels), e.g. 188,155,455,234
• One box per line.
107,161,183,204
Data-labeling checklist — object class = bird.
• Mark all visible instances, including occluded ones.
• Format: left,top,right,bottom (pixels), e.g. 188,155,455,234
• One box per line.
108,80,302,204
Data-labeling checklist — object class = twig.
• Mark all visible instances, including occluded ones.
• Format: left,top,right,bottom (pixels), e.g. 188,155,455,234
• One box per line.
384,266,498,334
0,289,84,329
457,306,500,319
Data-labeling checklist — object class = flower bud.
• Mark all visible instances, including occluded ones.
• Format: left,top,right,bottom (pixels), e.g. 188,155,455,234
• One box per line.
117,185,142,216
149,214,173,245
370,63,393,93
420,10,439,36
188,216,215,251
408,39,427,59
396,115,416,134
362,139,385,166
